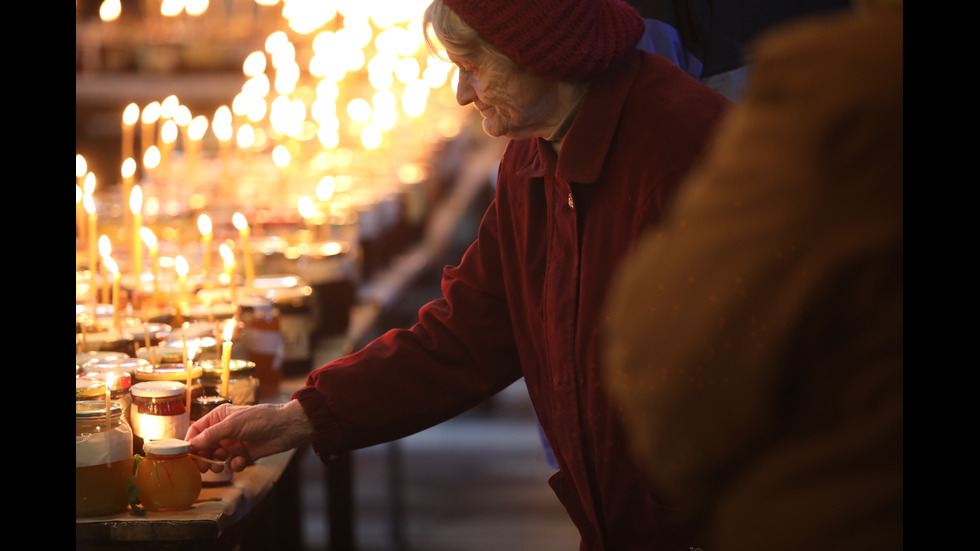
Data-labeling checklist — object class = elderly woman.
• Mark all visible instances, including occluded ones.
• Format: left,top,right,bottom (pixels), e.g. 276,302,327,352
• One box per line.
188,0,729,548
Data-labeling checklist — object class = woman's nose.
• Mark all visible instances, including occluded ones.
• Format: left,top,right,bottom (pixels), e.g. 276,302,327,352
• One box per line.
456,74,476,106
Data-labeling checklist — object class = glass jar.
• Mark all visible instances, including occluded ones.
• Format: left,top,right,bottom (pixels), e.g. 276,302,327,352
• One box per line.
238,295,283,400
76,330,138,357
76,400,133,517
191,395,235,486
197,358,260,405
130,381,190,455
134,438,202,512
134,362,205,404
85,371,133,441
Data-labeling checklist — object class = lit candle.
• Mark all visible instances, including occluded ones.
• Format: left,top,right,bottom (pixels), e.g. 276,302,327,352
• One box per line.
99,235,112,305
232,212,255,289
175,255,190,307
140,102,161,165
83,174,97,276
76,155,87,246
185,347,197,411
197,214,213,286
121,158,136,237
159,119,178,182
188,115,208,187
220,318,235,399
122,103,139,169
130,185,143,281
105,371,114,427
297,195,316,242
220,242,236,294
140,227,161,303
105,255,121,333
143,145,161,187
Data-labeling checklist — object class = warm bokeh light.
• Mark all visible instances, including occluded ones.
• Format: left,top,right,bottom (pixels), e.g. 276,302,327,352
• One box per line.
99,0,121,21
84,172,97,196
198,213,212,236
99,234,112,259
122,158,136,179
189,116,209,140
144,146,161,170
140,226,158,249
130,185,142,215
317,176,336,202
123,103,140,126
175,255,189,277
76,155,87,178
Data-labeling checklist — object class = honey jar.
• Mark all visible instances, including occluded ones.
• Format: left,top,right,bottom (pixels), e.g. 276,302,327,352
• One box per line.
76,400,133,517
129,381,190,454
133,438,202,512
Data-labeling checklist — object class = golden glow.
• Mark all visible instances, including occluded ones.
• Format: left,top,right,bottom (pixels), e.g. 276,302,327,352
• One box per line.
76,155,87,178
220,242,235,264
317,176,336,202
141,102,161,125
175,255,189,277
103,254,119,275
232,212,248,232
197,213,212,236
99,0,121,21
143,146,161,169
161,119,178,145
189,116,208,140
140,227,158,249
223,318,236,341
130,185,142,215
122,158,136,179
161,95,180,119
243,51,267,77
99,234,112,259
84,193,96,216
123,103,140,126
297,195,316,219
84,172,97,196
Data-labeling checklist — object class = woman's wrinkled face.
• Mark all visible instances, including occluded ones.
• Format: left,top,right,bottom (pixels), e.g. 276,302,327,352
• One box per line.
449,49,560,139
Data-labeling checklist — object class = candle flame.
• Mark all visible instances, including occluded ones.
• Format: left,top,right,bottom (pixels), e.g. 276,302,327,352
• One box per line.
160,95,180,119
123,103,140,126
298,195,316,219
76,154,87,178
83,193,96,215
141,102,161,125
104,255,119,275
220,242,235,265
232,212,249,232
198,214,213,236
140,227,158,249
189,116,209,140
317,175,336,202
122,158,136,179
223,318,236,341
174,105,192,127
99,234,112,257
144,146,161,169
130,185,143,215
161,120,178,144
175,255,189,277
99,0,121,21
84,172,97,195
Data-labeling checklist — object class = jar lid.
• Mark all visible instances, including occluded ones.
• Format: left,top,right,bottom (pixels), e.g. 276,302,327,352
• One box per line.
130,380,186,397
121,322,172,343
136,362,204,381
75,351,130,366
82,357,150,375
76,376,106,399
76,399,123,418
143,438,190,455
136,346,186,365
198,358,256,376
87,370,132,391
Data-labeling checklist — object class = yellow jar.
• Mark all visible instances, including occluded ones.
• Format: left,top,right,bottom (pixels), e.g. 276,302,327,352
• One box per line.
76,400,133,517
134,438,202,512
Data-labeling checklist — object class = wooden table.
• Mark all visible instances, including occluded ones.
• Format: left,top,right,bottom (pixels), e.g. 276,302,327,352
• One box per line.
76,449,303,551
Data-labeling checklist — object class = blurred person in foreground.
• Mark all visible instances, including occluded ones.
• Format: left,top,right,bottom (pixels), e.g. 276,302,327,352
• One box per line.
601,2,903,550
188,0,730,549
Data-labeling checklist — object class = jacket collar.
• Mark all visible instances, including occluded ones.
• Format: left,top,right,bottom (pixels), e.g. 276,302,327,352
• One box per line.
515,49,642,183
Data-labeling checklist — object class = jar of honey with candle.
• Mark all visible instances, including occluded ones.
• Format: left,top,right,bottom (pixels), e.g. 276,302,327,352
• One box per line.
197,358,259,405
238,295,283,400
129,381,190,455
191,395,234,486
84,371,133,442
76,400,133,517
133,361,205,403
133,438,202,511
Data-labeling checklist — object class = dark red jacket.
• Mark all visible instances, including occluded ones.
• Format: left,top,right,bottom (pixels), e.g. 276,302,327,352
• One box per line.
295,49,730,550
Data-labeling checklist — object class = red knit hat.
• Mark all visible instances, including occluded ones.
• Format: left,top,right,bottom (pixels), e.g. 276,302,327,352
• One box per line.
442,0,645,82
